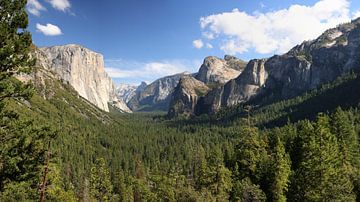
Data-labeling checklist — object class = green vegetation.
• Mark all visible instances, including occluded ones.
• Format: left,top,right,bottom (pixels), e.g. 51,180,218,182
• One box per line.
1,0,359,201
2,67,359,201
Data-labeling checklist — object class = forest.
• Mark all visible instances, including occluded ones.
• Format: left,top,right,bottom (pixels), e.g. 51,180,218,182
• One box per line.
0,0,359,201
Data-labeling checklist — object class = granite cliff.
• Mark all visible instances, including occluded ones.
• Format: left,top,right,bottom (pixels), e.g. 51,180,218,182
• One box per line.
35,44,131,112
195,55,245,84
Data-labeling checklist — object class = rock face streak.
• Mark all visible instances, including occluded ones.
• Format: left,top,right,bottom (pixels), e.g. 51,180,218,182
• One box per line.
36,44,130,112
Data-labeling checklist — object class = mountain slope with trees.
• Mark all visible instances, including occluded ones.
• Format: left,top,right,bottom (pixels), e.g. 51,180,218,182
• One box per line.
0,0,359,201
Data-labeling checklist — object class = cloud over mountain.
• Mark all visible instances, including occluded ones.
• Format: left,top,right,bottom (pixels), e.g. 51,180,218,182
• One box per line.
198,0,352,55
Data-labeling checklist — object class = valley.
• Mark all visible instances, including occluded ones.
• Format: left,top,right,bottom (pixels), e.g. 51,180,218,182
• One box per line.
1,0,360,201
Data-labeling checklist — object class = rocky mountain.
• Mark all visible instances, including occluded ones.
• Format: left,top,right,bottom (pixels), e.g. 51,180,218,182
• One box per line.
35,44,131,113
116,82,147,103
194,18,360,115
168,75,210,117
128,73,190,111
195,55,246,84
167,55,247,117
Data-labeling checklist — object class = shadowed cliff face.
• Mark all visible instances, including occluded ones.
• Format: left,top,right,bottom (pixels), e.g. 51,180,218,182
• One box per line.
35,44,131,112
168,75,210,118
195,18,360,115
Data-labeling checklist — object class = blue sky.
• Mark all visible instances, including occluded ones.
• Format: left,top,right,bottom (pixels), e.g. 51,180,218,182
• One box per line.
27,0,360,85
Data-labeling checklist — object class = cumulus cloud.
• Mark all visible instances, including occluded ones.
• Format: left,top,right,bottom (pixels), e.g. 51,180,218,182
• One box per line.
198,0,352,55
193,39,204,49
47,0,71,12
27,0,46,16
105,59,200,83
206,43,213,49
353,10,360,19
36,23,63,36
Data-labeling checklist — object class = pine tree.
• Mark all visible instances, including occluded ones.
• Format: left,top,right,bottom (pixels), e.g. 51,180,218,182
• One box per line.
0,1,45,198
231,177,266,202
270,136,291,202
234,126,267,182
290,115,356,201
331,108,359,200
0,0,34,101
90,158,113,202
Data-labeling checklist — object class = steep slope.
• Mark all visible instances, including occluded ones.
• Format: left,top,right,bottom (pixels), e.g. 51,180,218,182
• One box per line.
195,55,245,85
128,72,190,111
168,75,210,117
36,44,130,113
196,18,360,114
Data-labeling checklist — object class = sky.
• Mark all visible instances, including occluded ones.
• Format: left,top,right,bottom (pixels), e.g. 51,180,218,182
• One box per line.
27,0,360,85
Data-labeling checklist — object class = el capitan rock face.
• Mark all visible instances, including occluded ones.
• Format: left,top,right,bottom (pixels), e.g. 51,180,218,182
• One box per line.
196,18,360,115
36,44,131,112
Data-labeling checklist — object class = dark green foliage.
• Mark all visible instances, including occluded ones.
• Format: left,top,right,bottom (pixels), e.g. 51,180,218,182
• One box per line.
3,68,360,201
231,177,266,202
0,1,359,200
270,136,291,202
0,0,56,200
289,115,356,201
90,158,113,201
0,0,34,101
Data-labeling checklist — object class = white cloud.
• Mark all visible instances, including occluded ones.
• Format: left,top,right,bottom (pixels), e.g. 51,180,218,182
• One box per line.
27,0,46,16
105,59,200,82
47,0,71,12
199,0,352,55
36,23,63,36
193,39,204,49
206,43,213,49
353,10,360,19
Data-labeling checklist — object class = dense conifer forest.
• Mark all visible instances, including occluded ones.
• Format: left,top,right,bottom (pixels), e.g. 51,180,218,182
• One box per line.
0,0,359,201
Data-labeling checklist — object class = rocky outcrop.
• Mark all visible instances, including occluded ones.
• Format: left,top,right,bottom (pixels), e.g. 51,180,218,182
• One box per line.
195,56,246,84
196,18,360,114
128,72,191,111
168,75,210,117
196,59,267,114
167,56,247,116
36,44,131,113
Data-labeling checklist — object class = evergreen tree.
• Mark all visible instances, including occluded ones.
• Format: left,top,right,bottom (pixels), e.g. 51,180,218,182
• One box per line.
270,136,291,202
231,177,266,202
290,115,356,201
90,158,113,202
331,108,360,200
233,126,267,182
0,0,34,101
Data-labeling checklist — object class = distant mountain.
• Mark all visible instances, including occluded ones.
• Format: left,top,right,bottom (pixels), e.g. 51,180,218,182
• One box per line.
116,82,147,103
127,72,191,111
35,44,131,113
194,18,360,115
128,55,247,113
